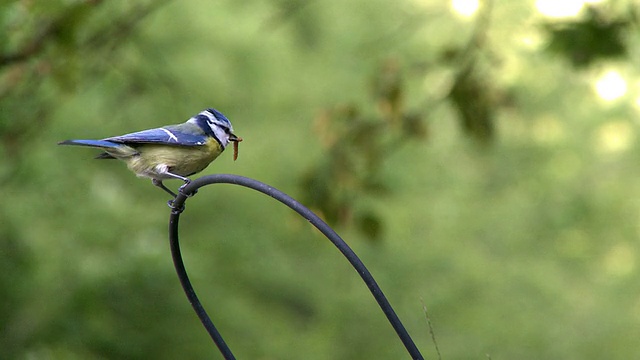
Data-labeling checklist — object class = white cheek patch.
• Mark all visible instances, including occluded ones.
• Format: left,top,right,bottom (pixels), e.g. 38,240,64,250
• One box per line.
160,128,179,142
210,125,230,148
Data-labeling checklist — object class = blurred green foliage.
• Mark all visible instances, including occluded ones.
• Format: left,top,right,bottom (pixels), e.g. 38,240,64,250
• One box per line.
543,5,635,68
2,0,640,359
300,59,428,241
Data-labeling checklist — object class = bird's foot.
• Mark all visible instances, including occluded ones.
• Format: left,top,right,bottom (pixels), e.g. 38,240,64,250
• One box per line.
167,199,185,214
178,180,197,197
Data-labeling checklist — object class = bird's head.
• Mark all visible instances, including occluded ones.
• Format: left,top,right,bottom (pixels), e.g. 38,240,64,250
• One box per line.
190,108,241,148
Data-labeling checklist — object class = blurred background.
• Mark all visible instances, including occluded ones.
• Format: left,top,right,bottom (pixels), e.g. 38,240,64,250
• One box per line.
2,0,640,358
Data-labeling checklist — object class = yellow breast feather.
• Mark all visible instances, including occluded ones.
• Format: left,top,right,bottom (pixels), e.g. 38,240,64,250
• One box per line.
126,138,223,179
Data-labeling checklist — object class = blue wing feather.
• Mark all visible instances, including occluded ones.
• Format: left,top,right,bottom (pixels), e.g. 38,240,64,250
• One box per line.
104,125,207,146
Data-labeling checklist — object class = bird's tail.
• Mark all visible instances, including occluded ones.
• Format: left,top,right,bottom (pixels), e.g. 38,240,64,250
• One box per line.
58,139,138,159
58,139,120,148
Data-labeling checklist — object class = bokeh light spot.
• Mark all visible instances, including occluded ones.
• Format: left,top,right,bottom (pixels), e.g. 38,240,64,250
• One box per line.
595,121,634,154
594,70,627,101
536,0,584,18
451,0,480,17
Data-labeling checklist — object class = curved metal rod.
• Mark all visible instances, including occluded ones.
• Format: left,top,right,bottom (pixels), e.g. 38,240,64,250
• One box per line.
168,174,424,360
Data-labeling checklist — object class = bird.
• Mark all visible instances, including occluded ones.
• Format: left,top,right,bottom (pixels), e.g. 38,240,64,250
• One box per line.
59,108,242,198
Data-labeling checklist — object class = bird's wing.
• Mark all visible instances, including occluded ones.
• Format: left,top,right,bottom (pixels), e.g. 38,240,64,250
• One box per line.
104,125,207,146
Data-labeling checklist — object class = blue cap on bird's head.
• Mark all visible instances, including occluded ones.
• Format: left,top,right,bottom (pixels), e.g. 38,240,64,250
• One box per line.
205,108,231,127
190,108,233,131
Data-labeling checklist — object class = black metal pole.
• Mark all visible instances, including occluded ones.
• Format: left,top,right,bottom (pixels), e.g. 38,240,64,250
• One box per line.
168,174,424,359
169,201,236,360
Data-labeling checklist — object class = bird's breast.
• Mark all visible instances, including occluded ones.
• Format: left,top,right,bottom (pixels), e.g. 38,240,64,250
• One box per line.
126,138,223,178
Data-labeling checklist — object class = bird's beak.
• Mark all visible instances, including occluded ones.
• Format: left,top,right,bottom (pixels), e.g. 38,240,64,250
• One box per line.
229,134,243,142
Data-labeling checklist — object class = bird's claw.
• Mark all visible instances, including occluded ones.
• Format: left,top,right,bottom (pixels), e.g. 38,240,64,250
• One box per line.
167,180,198,214
168,199,185,214
178,182,197,197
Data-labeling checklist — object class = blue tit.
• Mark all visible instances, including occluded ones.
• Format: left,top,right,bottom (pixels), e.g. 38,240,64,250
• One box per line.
59,108,242,197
